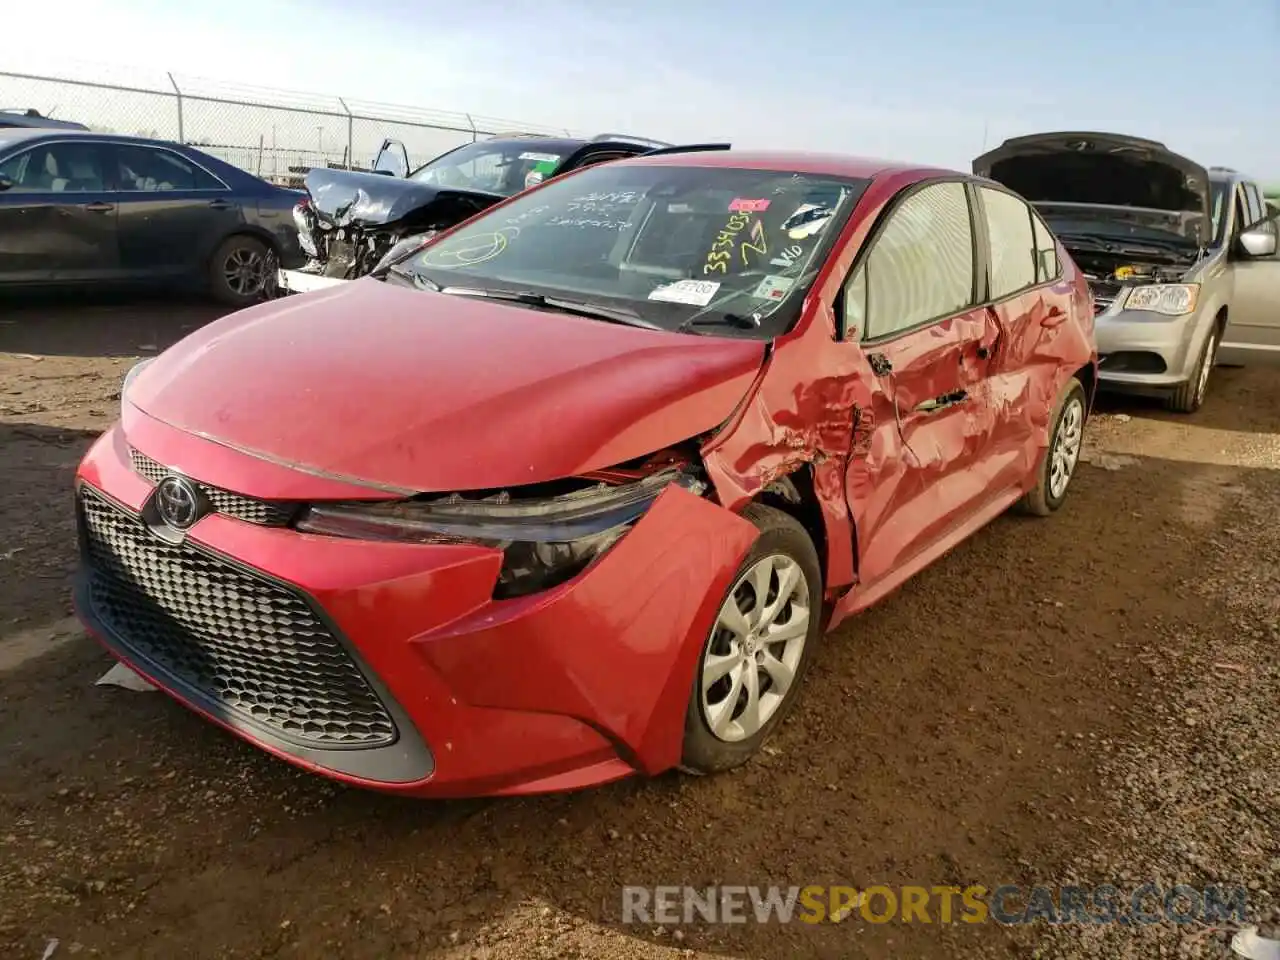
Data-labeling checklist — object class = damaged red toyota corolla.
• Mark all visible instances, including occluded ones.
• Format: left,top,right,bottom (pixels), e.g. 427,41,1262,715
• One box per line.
73,146,1098,797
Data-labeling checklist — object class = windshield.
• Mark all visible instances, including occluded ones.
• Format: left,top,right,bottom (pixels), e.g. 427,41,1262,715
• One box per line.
409,140,569,196
392,162,869,338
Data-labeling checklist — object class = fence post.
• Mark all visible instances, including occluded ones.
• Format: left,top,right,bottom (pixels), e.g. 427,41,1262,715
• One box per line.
465,113,477,142
167,72,184,142
338,97,353,169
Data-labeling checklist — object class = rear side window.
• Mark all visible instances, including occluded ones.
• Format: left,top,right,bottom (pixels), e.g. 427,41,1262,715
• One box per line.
1032,213,1060,282
842,181,974,341
979,186,1037,299
114,145,225,191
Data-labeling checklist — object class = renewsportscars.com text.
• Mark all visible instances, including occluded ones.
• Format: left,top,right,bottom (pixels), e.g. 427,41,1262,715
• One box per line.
621,883,1250,926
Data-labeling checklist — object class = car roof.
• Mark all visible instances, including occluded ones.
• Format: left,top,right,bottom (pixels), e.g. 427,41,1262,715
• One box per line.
0,128,207,151
620,147,955,183
481,133,669,152
484,135,588,152
1208,166,1258,185
0,109,89,131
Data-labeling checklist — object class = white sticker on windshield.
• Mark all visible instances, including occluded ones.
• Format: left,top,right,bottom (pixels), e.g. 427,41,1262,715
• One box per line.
648,279,720,306
752,275,794,302
519,151,561,163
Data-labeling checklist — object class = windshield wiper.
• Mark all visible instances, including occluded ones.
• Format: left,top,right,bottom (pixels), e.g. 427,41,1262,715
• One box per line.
386,264,442,291
1056,232,1191,255
679,313,760,333
439,287,664,330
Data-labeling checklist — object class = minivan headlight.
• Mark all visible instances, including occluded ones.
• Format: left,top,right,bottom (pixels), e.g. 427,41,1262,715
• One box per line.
296,467,705,598
1122,283,1199,316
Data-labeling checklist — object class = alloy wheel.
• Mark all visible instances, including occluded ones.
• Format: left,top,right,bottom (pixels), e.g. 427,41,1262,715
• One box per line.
224,247,268,297
700,554,811,743
1048,396,1084,500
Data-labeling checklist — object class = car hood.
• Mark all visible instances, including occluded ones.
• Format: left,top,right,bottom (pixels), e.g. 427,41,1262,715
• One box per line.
304,167,506,229
125,279,767,493
973,131,1212,245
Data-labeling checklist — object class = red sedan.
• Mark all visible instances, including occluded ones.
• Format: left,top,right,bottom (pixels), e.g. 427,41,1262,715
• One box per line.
73,147,1098,798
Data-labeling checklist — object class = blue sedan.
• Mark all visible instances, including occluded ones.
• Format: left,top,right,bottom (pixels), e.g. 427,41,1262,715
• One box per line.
0,129,304,306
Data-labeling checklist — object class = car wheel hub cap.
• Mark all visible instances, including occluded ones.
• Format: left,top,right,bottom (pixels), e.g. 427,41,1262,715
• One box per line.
1049,397,1084,500
700,554,810,744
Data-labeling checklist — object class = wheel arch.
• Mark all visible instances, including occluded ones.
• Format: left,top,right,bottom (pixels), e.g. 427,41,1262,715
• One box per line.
1073,360,1098,415
751,465,833,590
207,225,280,269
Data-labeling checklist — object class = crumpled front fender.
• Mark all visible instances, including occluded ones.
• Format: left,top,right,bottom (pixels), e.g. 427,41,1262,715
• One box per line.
413,484,760,775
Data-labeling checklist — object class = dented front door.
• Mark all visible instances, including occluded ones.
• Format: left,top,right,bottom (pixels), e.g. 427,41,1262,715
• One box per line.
850,308,999,588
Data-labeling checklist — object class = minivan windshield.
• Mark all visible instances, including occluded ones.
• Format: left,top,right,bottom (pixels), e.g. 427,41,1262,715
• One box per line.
392,162,870,338
409,141,569,196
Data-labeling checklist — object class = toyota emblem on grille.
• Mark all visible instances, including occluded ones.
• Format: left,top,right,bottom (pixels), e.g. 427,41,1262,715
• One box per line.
154,475,202,530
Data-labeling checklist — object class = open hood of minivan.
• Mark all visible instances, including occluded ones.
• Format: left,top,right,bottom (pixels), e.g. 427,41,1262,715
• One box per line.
973,132,1212,246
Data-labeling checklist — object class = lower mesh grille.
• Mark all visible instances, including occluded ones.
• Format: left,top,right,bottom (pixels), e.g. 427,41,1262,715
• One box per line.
79,485,397,749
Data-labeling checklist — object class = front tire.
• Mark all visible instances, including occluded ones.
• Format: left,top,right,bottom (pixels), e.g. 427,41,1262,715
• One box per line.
1018,376,1086,517
679,503,822,775
1167,326,1219,414
208,235,273,308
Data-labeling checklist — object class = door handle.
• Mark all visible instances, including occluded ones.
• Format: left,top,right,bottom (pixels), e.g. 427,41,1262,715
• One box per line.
82,201,114,213
208,199,232,210
1041,306,1068,328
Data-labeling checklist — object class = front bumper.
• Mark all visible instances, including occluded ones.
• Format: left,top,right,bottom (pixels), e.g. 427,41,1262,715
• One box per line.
276,266,348,295
1093,308,1200,389
72,417,757,798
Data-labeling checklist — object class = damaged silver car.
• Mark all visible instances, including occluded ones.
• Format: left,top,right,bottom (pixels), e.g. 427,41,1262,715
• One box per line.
975,132,1280,412
277,132,669,295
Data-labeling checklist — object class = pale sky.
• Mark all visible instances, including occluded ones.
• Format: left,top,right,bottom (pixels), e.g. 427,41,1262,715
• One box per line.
6,0,1280,181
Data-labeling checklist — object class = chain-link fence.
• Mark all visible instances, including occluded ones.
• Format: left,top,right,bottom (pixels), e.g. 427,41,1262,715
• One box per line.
1,69,577,187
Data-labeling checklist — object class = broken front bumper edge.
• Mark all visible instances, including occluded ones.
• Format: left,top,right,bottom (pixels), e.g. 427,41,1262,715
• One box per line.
276,268,349,295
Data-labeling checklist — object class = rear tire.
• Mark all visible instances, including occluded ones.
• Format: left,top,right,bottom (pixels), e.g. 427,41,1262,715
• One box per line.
208,235,273,308
1018,377,1086,517
679,503,822,776
1166,326,1219,414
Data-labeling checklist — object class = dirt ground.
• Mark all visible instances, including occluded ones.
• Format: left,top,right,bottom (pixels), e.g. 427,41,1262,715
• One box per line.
1,294,1277,960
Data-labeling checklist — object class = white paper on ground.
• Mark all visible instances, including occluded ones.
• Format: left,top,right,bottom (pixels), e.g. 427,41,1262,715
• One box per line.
96,662,158,692
1233,928,1280,960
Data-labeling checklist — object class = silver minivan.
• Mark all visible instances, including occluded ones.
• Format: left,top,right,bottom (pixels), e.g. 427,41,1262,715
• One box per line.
975,132,1280,412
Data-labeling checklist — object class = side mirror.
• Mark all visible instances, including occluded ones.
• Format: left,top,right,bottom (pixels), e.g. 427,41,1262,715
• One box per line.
1240,221,1278,258
0,175,13,192
371,138,410,179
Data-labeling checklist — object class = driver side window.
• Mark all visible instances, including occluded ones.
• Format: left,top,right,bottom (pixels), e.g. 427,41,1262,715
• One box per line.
841,181,975,341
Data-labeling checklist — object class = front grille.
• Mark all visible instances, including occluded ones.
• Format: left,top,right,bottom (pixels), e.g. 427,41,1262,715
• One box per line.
79,485,397,749
129,449,296,527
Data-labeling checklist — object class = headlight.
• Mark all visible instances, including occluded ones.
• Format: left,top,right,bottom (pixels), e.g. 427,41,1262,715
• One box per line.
1122,283,1199,316
296,467,705,599
372,231,438,274
292,200,320,257
120,357,154,416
